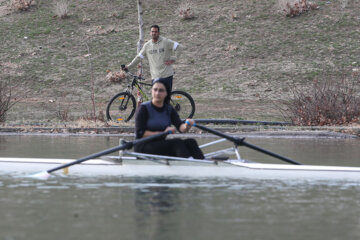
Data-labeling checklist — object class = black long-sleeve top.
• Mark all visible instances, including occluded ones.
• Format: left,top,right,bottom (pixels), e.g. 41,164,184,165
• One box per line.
135,101,182,139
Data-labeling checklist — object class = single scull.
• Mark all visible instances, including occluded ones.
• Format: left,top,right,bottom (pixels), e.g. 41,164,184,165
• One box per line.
1,136,360,180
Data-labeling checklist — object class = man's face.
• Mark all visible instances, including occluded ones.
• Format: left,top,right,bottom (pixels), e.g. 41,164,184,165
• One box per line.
150,27,160,41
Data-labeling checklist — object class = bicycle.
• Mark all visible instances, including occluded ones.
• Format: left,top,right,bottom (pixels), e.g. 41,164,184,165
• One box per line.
106,67,195,122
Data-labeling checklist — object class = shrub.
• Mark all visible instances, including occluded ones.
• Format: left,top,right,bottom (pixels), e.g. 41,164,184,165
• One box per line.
55,104,71,121
340,0,349,8
0,82,12,122
53,0,69,19
10,0,33,11
106,70,126,84
41,94,73,122
178,0,195,20
281,77,360,126
281,0,318,17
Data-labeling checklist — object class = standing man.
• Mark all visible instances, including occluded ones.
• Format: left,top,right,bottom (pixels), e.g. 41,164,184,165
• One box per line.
124,25,183,92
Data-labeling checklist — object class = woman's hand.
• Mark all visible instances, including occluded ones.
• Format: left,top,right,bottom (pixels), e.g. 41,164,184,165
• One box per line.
185,119,194,127
165,126,176,134
180,119,194,133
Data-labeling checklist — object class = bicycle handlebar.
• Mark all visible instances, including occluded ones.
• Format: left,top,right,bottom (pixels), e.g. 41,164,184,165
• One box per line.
121,64,128,72
121,64,146,81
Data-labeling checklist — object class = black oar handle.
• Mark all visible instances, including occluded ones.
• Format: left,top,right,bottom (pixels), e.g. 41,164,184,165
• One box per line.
47,131,170,173
193,122,302,165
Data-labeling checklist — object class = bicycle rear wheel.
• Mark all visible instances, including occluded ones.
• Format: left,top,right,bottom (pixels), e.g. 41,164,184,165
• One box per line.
170,90,195,119
106,92,136,122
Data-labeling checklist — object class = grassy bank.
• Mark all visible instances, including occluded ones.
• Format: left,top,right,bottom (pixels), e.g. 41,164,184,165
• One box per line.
0,0,359,126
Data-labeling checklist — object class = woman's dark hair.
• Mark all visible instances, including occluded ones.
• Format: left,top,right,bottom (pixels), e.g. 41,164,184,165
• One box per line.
150,24,160,31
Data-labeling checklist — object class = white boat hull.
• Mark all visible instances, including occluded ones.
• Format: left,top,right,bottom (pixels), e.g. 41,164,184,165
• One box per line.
1,157,360,181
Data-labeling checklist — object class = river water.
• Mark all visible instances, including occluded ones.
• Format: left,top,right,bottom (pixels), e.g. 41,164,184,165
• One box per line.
1,134,360,240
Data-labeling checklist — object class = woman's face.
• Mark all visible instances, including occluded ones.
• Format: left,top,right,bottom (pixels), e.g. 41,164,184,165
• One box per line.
152,82,167,103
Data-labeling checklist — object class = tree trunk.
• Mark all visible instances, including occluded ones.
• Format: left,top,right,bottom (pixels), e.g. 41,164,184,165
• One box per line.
137,0,144,77
136,0,144,105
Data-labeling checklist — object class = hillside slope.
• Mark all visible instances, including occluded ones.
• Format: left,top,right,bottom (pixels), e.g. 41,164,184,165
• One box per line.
0,0,359,124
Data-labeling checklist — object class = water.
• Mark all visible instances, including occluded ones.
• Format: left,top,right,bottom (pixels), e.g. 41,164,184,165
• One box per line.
1,135,360,240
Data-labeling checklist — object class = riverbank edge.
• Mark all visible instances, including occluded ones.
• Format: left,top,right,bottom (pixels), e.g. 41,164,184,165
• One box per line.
0,125,359,138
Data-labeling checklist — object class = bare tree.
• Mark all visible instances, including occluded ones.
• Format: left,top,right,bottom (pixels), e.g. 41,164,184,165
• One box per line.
0,78,22,122
135,0,144,104
84,42,97,122
137,0,144,77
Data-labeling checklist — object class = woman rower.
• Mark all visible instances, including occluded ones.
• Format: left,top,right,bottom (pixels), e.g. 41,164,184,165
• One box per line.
134,78,205,159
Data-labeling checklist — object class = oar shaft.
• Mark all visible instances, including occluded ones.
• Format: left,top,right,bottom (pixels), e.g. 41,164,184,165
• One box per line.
193,123,302,165
242,141,302,165
47,131,170,174
47,143,132,173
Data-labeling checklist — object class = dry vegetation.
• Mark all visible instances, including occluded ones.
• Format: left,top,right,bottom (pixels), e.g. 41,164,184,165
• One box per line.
281,0,319,17
52,0,69,19
40,93,74,121
178,0,195,20
281,76,360,125
106,70,126,84
10,0,33,11
0,81,13,122
0,78,23,122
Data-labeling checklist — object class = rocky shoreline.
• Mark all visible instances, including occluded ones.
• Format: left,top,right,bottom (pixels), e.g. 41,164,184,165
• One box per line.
0,125,359,138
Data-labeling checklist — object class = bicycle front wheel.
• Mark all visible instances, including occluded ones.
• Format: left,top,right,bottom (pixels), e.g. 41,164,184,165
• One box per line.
106,92,136,122
170,90,196,119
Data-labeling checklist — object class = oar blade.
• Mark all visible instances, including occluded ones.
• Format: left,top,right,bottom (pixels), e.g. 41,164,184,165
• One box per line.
26,170,51,180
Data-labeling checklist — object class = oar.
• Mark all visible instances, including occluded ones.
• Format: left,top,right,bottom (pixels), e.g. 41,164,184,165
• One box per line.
29,131,170,179
190,121,302,165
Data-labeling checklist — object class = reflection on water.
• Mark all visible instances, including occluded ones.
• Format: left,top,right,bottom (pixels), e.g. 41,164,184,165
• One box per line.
1,135,360,240
133,178,180,239
1,175,360,240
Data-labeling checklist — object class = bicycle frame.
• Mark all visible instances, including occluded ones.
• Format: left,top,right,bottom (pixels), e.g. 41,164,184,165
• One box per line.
126,74,152,102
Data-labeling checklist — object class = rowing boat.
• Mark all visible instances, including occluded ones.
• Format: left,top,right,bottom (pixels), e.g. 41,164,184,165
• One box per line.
1,156,360,180
1,137,360,180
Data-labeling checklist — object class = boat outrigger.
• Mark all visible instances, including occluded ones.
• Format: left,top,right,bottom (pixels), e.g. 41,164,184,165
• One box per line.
1,124,360,180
